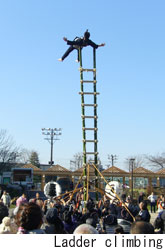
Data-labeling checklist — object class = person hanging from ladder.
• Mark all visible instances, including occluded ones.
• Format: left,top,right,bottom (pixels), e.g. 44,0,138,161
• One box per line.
58,29,105,62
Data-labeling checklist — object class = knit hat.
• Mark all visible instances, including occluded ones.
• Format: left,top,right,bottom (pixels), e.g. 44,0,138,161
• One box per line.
46,208,58,224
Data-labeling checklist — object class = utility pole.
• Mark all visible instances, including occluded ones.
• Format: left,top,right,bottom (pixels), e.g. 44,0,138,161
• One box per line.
41,128,62,166
108,154,117,181
129,158,135,200
70,160,76,171
108,154,117,167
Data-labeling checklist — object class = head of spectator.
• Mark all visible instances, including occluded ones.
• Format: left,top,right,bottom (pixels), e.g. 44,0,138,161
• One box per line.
154,217,164,234
86,217,97,228
0,203,9,223
121,193,126,203
135,215,143,221
15,202,44,234
45,207,66,234
0,217,18,234
160,210,165,221
130,221,154,234
2,190,7,195
115,225,125,234
104,199,110,208
46,207,58,224
103,214,117,226
73,224,98,234
35,199,44,209
139,201,148,210
36,192,40,199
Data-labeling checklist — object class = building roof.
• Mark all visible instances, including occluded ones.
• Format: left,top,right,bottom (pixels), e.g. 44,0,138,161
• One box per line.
156,168,165,175
73,165,96,175
133,166,154,174
102,166,128,174
21,163,42,171
46,164,71,173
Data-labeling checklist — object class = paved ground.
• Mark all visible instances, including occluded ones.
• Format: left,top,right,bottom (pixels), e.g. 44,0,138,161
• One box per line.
150,211,158,225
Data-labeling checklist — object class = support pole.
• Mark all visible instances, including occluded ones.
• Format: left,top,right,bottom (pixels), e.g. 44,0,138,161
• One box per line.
92,163,135,221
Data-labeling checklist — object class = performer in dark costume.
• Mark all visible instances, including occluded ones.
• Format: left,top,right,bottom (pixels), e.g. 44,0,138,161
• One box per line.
58,30,105,62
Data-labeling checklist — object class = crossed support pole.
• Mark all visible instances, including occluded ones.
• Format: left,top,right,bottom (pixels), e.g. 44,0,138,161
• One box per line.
56,163,135,221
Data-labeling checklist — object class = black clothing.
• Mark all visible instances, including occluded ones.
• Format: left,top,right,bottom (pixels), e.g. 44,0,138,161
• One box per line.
61,37,99,61
139,209,151,222
150,202,156,213
138,194,145,204
67,37,98,49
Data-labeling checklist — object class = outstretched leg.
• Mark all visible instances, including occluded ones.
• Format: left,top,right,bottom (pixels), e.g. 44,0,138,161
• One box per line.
59,46,75,61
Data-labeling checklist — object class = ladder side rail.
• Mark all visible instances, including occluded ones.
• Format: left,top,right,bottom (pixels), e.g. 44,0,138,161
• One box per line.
93,48,99,201
79,48,87,204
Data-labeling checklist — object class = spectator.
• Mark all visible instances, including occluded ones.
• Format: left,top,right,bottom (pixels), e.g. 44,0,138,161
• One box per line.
138,192,145,204
0,203,9,223
148,192,157,213
34,192,43,202
0,187,3,198
158,196,165,212
75,188,84,212
138,201,150,222
115,225,125,234
0,217,17,234
1,191,11,208
130,221,154,234
44,207,67,234
153,217,164,234
15,202,45,234
73,224,98,234
16,194,27,207
62,209,77,234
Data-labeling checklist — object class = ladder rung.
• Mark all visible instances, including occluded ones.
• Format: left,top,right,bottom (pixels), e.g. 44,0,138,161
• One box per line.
79,92,99,95
81,104,98,107
80,80,97,83
82,128,98,131
79,68,96,72
81,115,98,119
83,140,98,143
84,152,98,155
87,161,99,166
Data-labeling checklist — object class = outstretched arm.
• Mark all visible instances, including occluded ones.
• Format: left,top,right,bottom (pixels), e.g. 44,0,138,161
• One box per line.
98,43,105,47
63,37,68,42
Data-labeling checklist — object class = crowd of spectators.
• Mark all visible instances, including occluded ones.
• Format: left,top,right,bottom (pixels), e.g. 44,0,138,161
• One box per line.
0,189,164,234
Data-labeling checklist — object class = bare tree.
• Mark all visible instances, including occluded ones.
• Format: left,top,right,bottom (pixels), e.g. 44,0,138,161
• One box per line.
0,129,20,172
74,152,83,169
17,148,31,164
71,152,83,170
124,155,146,171
0,129,20,162
146,153,165,170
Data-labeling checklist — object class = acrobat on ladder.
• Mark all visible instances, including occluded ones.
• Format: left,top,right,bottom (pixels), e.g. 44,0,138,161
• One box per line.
58,29,105,62
58,30,105,203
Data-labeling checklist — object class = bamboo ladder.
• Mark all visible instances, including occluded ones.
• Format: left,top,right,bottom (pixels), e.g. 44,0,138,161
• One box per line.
78,48,99,203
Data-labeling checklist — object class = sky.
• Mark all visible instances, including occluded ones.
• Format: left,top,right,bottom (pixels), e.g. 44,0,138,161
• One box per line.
0,0,165,170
